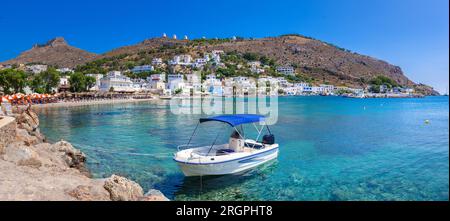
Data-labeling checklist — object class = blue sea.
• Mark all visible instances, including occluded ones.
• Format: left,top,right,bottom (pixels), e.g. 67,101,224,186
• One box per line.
37,96,449,201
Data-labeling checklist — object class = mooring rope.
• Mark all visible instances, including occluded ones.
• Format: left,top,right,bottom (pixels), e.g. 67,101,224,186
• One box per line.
70,142,174,158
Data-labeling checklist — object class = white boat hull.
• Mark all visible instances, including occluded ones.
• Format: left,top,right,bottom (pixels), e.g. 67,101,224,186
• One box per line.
174,145,279,176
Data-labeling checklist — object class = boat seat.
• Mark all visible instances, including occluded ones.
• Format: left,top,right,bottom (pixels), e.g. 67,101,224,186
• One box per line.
244,142,264,149
216,149,235,156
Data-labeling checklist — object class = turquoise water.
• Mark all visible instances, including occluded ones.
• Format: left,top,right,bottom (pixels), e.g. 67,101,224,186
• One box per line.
37,96,449,201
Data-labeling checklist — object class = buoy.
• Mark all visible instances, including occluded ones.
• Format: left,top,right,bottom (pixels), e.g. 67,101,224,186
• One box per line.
425,120,430,124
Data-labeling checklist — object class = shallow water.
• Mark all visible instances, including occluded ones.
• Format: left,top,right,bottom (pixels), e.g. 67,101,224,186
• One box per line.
37,96,449,200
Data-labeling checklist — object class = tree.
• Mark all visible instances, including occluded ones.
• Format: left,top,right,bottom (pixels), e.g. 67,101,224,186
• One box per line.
0,68,28,94
39,67,60,93
85,76,96,91
68,72,87,92
29,74,46,94
243,52,259,61
369,75,399,88
174,88,183,95
124,61,136,70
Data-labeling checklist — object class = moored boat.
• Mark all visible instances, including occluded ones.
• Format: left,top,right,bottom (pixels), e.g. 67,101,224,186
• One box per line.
174,114,279,176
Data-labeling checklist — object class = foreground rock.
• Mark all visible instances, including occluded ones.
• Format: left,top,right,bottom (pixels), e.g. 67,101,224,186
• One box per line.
104,175,144,201
0,110,167,201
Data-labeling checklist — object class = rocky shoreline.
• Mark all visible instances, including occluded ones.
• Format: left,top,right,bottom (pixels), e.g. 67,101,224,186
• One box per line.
0,109,168,201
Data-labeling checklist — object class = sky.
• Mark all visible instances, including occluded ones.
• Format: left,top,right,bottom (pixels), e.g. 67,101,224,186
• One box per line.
0,0,448,93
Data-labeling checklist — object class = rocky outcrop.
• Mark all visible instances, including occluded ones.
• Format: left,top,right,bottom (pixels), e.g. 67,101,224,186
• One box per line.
16,110,45,143
2,142,42,168
0,110,168,201
104,174,144,201
0,116,16,154
0,37,97,68
50,140,89,176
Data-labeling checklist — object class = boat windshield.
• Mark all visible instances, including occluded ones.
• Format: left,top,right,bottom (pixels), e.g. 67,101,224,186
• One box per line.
181,115,273,154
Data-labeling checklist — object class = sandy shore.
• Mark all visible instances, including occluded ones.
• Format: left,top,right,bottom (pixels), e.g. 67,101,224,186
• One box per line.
29,98,159,109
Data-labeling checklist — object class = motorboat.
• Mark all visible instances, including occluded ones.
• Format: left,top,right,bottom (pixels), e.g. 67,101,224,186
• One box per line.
174,114,279,176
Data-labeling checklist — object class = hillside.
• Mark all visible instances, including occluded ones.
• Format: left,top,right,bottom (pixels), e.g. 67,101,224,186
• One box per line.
1,37,97,68
1,35,439,95
99,35,431,92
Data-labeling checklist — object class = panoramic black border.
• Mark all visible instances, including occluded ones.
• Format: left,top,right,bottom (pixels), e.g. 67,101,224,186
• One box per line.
1,201,448,219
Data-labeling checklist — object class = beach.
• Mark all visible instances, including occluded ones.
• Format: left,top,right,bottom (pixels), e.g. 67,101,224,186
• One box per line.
29,98,158,109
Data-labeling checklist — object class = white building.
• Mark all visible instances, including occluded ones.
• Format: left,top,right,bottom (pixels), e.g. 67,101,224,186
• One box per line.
311,86,326,94
205,74,220,84
59,76,70,87
55,75,71,92
294,82,310,88
276,66,295,76
152,58,163,66
147,73,166,90
26,64,47,74
258,76,279,84
203,74,223,95
302,86,313,93
192,58,208,68
320,84,335,94
86,74,104,91
56,67,74,73
248,61,261,68
284,87,299,96
131,65,154,73
100,71,135,92
402,88,414,94
233,76,256,94
132,79,148,92
211,50,223,64
185,73,202,93
276,77,289,87
351,88,365,95
169,55,192,66
293,82,310,94
0,64,12,70
335,86,350,91
249,61,265,74
212,50,224,55
257,77,279,95
167,74,185,92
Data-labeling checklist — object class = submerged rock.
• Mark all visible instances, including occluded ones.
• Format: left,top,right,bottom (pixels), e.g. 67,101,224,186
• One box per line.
139,189,170,201
103,174,144,201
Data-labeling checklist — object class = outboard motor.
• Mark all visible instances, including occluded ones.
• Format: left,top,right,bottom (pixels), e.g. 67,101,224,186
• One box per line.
262,134,275,145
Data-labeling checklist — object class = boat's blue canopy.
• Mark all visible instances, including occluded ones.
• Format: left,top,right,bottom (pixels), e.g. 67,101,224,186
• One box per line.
199,114,265,127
